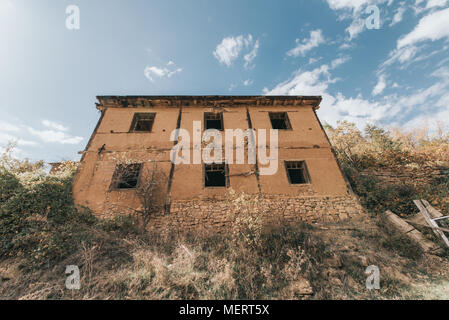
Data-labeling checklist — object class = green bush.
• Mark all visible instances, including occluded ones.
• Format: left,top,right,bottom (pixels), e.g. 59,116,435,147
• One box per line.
0,168,22,202
0,169,98,267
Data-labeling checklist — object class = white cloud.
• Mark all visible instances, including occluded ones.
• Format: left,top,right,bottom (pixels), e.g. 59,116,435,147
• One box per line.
244,39,259,69
372,74,387,95
0,120,37,147
398,7,449,49
0,121,20,132
144,63,183,82
42,120,68,132
424,0,449,9
432,65,449,79
323,93,394,127
264,64,335,96
243,79,253,86
287,30,325,57
213,34,259,68
346,18,366,40
264,57,349,96
380,45,419,69
228,83,237,91
379,7,449,70
330,56,351,68
308,57,320,64
436,91,449,107
326,0,378,11
396,82,447,109
263,62,394,128
339,42,354,50
24,120,84,145
390,6,407,26
263,62,449,129
0,132,37,147
325,0,388,40
387,68,449,115
27,127,83,145
213,35,246,66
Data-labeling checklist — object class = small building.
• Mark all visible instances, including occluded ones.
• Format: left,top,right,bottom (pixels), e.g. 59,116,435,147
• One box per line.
73,96,363,231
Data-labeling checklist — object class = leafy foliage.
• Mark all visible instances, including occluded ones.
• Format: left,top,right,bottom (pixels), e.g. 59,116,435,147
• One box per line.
0,146,98,267
0,168,22,203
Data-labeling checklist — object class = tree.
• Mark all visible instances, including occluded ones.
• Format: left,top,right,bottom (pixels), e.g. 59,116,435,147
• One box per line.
110,160,168,232
134,162,168,231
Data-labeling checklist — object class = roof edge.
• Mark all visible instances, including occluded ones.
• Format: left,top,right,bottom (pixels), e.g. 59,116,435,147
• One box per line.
95,95,323,110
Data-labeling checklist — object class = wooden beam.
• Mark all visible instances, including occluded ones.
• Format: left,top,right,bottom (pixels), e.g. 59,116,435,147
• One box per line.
414,200,449,248
404,219,449,233
422,200,444,218
385,210,440,253
433,215,449,221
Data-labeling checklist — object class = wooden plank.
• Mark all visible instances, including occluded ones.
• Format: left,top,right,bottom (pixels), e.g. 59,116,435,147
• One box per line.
385,210,414,233
433,215,449,222
422,200,443,219
385,210,439,253
408,213,426,226
414,200,449,248
404,219,449,233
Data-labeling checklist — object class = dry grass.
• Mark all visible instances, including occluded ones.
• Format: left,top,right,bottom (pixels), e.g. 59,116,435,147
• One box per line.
1,213,448,300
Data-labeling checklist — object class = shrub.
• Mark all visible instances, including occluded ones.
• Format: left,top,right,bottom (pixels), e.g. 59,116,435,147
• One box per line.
0,172,99,267
0,146,98,267
100,214,140,235
334,120,449,216
343,165,420,215
0,168,23,202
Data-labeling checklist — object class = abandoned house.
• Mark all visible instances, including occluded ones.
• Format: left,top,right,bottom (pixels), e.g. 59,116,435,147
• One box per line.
72,96,363,231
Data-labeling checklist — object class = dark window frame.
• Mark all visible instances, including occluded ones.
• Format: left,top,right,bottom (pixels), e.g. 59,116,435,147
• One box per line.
203,163,229,188
284,160,311,185
204,112,224,131
129,112,156,132
110,163,143,190
269,112,292,130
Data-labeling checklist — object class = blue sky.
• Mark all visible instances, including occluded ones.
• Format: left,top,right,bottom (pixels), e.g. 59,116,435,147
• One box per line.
1,0,449,162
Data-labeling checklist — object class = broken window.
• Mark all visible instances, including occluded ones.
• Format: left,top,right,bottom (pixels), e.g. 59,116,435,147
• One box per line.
110,163,142,189
204,112,224,130
130,113,155,132
269,112,291,130
285,161,310,184
204,163,228,187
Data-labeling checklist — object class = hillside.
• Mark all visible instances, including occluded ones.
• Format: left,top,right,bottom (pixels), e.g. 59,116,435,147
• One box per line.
0,121,449,300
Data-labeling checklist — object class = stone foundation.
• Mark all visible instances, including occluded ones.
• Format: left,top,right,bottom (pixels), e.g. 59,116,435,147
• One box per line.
146,195,365,234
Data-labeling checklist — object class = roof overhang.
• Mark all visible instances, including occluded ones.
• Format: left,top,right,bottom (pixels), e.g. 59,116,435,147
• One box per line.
95,95,322,110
